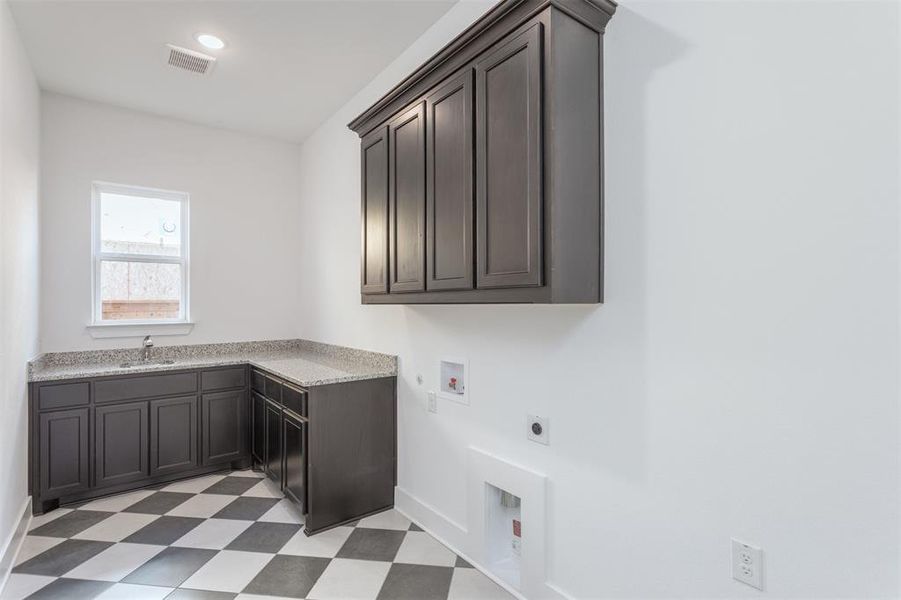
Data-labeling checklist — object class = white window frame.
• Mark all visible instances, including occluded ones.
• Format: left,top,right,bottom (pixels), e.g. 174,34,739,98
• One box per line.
88,181,193,338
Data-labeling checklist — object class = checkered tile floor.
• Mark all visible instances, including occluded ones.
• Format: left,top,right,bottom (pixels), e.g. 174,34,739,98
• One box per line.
3,470,513,600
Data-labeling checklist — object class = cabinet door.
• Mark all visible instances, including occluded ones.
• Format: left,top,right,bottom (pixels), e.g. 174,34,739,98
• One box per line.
95,401,149,488
265,399,283,484
251,392,266,464
361,127,389,294
475,24,544,289
39,408,89,499
150,396,198,477
282,411,307,512
426,71,474,291
201,390,245,466
389,102,427,293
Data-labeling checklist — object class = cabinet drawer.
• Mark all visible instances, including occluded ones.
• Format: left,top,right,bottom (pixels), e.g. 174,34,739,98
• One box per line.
251,369,266,394
282,383,307,417
37,382,90,411
264,376,282,404
202,367,246,391
95,372,198,404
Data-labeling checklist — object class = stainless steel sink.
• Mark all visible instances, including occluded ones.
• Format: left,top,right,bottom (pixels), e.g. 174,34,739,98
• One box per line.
119,359,176,368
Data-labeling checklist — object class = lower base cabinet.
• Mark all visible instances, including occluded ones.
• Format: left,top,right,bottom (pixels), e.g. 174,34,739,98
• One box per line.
303,377,395,534
249,371,395,534
30,367,250,515
29,365,395,536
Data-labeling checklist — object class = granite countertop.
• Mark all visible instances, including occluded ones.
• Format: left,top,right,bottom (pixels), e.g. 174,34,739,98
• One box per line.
27,339,397,387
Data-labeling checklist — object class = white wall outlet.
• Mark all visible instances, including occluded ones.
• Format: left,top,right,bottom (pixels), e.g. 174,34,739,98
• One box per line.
427,391,438,413
527,414,548,445
731,538,764,590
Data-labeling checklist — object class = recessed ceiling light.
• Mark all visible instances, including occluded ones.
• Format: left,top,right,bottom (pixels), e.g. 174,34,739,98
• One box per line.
196,34,225,50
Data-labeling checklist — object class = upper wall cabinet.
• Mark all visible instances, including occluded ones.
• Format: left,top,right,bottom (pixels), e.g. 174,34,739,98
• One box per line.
349,0,616,304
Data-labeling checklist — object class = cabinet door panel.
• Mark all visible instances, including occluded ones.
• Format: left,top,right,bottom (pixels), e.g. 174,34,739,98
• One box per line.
150,396,198,476
202,390,245,465
282,411,306,512
389,102,426,293
361,127,389,294
476,24,544,289
265,399,283,484
39,408,89,499
252,392,266,464
426,71,474,291
95,401,149,487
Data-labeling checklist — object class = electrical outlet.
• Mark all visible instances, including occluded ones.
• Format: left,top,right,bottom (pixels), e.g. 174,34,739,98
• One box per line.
731,538,763,590
527,414,548,445
427,391,437,413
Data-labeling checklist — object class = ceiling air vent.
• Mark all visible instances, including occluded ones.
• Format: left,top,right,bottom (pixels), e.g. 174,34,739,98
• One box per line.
166,44,216,75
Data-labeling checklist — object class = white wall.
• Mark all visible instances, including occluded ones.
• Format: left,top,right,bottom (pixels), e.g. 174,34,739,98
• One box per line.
40,93,303,351
0,0,40,570
296,1,900,597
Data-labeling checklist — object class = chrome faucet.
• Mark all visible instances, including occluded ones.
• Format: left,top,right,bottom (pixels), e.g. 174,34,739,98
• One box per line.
141,335,154,362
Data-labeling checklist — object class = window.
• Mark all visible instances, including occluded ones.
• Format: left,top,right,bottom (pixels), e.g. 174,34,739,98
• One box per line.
92,182,189,327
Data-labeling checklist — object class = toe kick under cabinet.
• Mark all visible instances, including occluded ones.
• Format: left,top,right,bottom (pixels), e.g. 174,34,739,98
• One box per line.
29,367,397,536
350,0,616,304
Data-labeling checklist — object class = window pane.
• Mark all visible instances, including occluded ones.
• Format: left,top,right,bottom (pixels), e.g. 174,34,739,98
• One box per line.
100,261,181,320
100,192,182,256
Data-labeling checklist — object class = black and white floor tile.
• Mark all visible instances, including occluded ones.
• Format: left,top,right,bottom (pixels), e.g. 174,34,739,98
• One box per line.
2,471,513,600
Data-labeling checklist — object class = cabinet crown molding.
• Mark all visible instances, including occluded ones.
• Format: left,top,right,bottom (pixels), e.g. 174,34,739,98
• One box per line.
347,0,616,137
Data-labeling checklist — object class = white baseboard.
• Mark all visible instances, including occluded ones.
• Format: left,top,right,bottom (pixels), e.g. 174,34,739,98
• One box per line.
395,486,572,600
0,497,31,594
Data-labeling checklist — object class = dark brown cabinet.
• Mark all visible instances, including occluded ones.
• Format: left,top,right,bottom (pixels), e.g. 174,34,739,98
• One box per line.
361,127,389,294
201,390,245,466
304,377,395,534
150,395,198,476
476,24,543,289
264,398,282,484
251,392,265,464
426,71,474,291
95,401,149,488
349,0,614,304
29,367,252,515
282,410,306,510
388,102,427,293
38,407,89,499
30,364,396,536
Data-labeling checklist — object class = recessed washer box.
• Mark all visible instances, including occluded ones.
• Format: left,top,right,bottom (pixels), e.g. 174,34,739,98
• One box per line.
439,358,467,404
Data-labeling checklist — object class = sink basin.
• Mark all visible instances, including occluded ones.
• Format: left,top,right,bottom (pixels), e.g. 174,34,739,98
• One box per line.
119,359,176,368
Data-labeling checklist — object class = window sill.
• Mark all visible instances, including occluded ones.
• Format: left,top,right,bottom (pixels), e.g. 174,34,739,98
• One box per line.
86,321,195,339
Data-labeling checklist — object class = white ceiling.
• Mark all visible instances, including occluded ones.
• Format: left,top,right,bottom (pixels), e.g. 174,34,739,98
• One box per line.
9,0,457,142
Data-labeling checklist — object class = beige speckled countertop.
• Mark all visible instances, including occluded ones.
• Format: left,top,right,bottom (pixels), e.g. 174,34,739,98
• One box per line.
27,339,397,387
